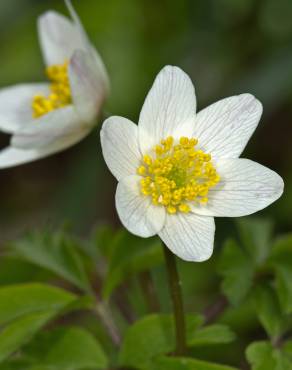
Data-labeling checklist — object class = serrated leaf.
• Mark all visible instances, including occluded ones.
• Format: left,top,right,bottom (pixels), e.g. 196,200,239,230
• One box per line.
153,356,238,370
237,218,273,264
217,239,254,305
24,326,108,370
103,231,163,298
188,324,235,346
119,314,234,369
0,283,76,325
253,284,285,339
268,234,292,313
10,231,91,293
246,341,292,370
0,311,54,363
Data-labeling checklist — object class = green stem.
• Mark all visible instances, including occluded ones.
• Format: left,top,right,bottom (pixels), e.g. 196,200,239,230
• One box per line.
163,243,187,356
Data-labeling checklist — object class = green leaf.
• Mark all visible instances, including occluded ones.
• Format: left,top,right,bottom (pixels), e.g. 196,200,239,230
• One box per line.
0,283,78,363
10,230,92,293
119,314,235,369
0,311,53,363
268,234,292,313
0,283,76,325
188,324,236,346
253,284,285,339
25,327,108,370
217,239,254,305
237,218,273,264
103,231,163,298
246,341,292,370
119,314,202,369
153,356,238,370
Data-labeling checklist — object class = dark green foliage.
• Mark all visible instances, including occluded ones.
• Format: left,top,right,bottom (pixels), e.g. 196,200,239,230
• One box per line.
118,314,235,369
0,220,291,369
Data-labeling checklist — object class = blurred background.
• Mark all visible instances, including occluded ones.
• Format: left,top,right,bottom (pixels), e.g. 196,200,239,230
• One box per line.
0,0,291,243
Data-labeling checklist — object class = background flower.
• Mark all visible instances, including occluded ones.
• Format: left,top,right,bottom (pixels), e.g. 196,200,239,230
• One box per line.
0,0,108,169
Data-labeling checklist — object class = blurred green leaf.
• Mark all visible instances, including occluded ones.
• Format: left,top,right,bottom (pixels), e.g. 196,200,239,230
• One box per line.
119,314,235,369
0,359,31,370
0,311,54,363
0,283,76,325
0,257,45,286
153,356,238,370
217,239,254,305
246,341,278,370
24,326,108,370
10,230,92,293
236,218,273,265
253,284,285,339
0,284,94,364
246,341,292,370
188,324,235,346
268,234,292,313
103,231,163,298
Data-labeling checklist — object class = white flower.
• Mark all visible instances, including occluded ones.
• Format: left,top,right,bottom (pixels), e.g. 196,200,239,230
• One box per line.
100,66,284,262
0,0,109,168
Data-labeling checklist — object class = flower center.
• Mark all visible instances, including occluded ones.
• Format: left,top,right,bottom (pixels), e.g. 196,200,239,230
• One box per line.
137,136,220,214
32,61,72,118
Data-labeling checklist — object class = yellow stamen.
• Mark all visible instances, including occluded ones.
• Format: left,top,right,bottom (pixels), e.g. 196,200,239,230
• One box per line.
32,61,71,118
137,136,220,214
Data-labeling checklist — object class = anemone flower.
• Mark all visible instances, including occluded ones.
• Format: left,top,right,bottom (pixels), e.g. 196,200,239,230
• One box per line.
0,0,108,168
100,66,283,262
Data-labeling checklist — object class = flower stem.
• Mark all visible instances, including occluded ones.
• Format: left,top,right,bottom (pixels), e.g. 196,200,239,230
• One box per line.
163,243,187,356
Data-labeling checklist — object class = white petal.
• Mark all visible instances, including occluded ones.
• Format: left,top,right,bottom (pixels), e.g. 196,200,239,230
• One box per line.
11,106,86,149
193,94,262,158
192,158,284,217
100,116,141,181
138,66,196,154
69,50,106,123
115,175,166,237
159,213,215,262
0,83,49,133
64,0,109,93
0,147,41,168
0,125,90,169
38,11,86,66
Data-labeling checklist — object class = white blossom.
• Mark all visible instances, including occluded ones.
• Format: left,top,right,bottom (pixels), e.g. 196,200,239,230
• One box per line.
100,66,283,262
0,0,108,168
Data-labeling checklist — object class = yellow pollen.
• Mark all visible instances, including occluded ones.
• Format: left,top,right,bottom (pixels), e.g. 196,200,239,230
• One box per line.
32,61,71,118
137,136,220,214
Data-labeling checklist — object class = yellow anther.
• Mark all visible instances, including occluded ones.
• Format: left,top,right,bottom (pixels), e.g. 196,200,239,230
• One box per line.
167,206,177,214
179,204,191,213
189,138,198,146
143,155,152,165
32,61,71,119
179,137,189,145
138,136,220,214
137,166,146,175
